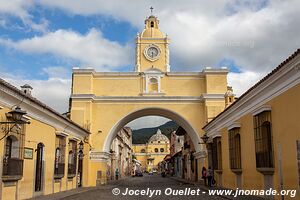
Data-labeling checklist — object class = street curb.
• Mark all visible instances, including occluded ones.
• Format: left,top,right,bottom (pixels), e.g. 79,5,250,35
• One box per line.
169,177,266,200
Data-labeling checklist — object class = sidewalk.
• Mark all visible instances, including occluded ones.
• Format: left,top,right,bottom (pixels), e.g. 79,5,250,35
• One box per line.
170,176,265,200
28,177,129,200
28,187,98,200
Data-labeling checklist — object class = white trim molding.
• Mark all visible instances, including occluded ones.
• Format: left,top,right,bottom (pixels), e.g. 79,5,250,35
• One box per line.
207,131,222,140
193,150,207,159
89,151,110,162
55,131,69,137
227,122,241,131
252,105,272,116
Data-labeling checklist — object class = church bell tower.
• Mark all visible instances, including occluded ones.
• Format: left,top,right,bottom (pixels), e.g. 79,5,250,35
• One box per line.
135,10,170,72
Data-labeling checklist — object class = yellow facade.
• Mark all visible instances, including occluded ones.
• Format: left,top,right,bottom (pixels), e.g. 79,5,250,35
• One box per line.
0,80,89,200
132,129,170,172
203,49,300,200
70,14,229,186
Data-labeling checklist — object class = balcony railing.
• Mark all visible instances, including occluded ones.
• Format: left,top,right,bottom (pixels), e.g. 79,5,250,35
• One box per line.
68,163,76,177
54,163,65,179
2,158,23,181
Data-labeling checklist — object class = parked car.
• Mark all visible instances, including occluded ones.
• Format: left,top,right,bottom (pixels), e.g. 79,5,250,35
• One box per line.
135,170,143,177
152,169,157,173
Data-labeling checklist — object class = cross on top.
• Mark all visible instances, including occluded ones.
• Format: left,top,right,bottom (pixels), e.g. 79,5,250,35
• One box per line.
150,7,154,15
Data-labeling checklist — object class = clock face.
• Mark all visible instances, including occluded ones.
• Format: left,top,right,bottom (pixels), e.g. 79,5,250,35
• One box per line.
144,45,160,61
147,47,159,58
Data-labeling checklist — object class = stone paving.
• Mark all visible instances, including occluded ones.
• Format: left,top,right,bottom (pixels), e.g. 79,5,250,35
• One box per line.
31,174,265,200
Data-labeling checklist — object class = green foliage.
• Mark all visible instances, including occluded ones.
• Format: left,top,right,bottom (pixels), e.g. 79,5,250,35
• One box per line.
132,121,179,144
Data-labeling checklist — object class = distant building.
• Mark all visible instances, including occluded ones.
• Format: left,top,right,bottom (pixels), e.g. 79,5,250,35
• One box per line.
108,127,132,180
132,129,170,172
170,131,184,156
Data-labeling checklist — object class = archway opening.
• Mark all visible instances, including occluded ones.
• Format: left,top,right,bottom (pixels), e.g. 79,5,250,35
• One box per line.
104,107,204,181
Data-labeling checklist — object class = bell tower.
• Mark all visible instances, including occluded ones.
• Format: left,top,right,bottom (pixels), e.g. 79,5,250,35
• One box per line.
135,9,170,72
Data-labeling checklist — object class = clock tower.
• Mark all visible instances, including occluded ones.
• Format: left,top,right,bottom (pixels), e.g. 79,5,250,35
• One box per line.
135,14,170,72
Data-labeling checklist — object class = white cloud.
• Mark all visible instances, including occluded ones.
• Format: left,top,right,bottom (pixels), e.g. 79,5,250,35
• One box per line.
1,66,72,113
126,116,171,130
1,0,300,113
42,66,71,79
36,0,300,74
2,76,71,113
0,0,49,32
0,29,133,70
228,71,263,97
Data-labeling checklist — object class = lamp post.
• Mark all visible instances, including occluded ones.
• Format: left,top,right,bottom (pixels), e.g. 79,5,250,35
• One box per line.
0,106,30,140
199,134,209,145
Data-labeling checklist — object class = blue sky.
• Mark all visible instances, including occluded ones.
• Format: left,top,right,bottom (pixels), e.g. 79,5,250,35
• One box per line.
0,0,299,121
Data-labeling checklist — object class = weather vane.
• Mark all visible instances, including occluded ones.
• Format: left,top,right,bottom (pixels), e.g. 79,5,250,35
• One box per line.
150,6,154,15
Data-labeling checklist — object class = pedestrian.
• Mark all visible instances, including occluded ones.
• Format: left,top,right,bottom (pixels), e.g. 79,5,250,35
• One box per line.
201,167,207,186
207,166,213,187
115,168,119,180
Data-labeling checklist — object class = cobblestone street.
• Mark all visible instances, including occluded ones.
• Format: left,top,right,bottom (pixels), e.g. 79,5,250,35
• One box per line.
60,174,226,200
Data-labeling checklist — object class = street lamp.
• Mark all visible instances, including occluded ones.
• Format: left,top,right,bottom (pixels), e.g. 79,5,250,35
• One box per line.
1,106,29,125
0,106,30,140
79,141,84,151
199,134,209,144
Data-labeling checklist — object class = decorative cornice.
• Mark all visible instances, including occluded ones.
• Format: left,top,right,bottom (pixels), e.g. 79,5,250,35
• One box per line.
71,94,204,103
227,122,241,131
252,105,271,116
201,94,225,100
89,151,111,162
193,150,207,159
55,131,69,137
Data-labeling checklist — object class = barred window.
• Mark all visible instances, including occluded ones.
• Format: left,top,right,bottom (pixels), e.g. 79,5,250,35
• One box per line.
68,140,77,176
228,128,241,170
54,135,66,178
212,137,222,170
155,148,158,153
253,111,274,168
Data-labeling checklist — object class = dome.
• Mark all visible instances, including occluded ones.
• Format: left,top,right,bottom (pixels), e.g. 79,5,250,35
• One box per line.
140,15,165,38
141,28,164,38
148,129,169,143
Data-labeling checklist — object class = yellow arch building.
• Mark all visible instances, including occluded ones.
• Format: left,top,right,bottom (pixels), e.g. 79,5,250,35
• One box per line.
70,14,229,186
132,129,170,172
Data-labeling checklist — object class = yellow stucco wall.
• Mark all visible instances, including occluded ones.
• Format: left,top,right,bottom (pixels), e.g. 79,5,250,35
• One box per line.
0,104,85,200
214,83,300,200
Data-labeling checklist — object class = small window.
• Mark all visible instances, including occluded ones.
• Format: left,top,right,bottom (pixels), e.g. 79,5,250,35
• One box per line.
54,135,66,178
212,137,222,170
3,135,23,178
160,148,164,152
158,141,160,143
228,128,241,170
148,77,158,93
150,21,154,28
68,140,77,176
155,148,158,153
253,111,273,168
141,149,146,153
177,139,180,143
